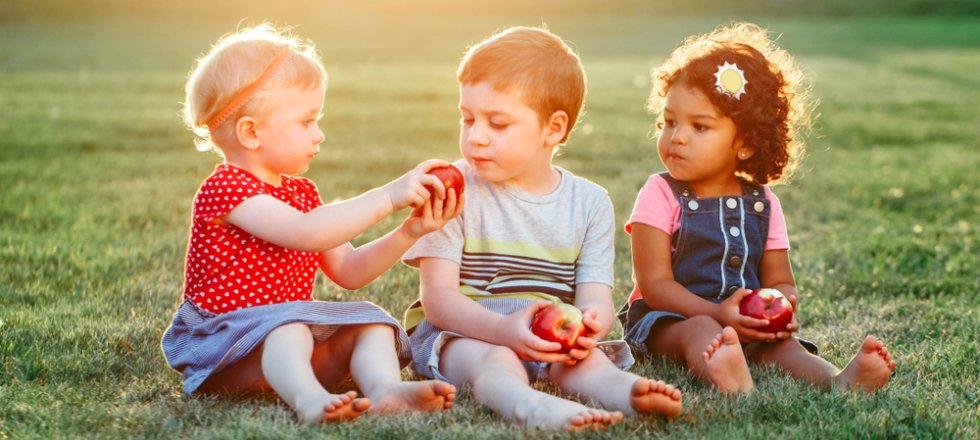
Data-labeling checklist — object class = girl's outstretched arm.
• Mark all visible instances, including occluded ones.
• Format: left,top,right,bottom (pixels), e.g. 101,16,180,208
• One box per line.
319,192,463,290
223,160,450,253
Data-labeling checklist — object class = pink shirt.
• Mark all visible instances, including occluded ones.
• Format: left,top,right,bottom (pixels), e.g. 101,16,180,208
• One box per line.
183,164,323,314
626,174,790,250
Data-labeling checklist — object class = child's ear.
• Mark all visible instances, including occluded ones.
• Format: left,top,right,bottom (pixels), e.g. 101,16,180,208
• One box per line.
235,116,261,151
543,110,569,146
735,137,756,161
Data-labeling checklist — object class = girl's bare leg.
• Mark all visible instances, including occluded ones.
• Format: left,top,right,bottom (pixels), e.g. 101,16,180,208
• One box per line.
262,323,369,424
550,348,682,418
648,316,754,393
835,335,896,392
440,338,620,431
748,335,895,392
339,324,455,413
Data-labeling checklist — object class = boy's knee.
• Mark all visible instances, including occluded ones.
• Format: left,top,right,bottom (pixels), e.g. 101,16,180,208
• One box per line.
482,344,522,366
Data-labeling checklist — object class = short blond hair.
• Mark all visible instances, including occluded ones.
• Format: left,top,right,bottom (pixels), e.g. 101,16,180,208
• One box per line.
458,26,586,144
182,23,326,152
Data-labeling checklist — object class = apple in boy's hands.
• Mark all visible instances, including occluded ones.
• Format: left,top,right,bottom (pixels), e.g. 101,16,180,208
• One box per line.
530,303,586,352
738,288,794,333
426,165,465,198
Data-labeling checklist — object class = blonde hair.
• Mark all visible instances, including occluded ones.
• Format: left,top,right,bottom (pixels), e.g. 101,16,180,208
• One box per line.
649,23,815,184
182,23,326,152
458,26,586,145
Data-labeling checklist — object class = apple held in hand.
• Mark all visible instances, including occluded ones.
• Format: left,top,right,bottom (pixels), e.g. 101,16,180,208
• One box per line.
738,288,794,333
426,165,465,198
530,303,586,352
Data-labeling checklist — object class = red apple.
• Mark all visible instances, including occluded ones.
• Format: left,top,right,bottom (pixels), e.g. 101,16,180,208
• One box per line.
739,288,794,333
426,165,465,198
530,303,586,352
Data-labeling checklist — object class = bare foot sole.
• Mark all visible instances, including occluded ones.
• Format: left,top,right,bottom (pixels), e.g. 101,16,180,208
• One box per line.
835,335,896,392
702,326,754,394
514,394,622,431
370,380,457,414
563,408,624,432
296,391,371,424
630,378,683,418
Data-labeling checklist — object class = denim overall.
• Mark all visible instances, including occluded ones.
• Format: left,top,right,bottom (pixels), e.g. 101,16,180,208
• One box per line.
618,173,817,356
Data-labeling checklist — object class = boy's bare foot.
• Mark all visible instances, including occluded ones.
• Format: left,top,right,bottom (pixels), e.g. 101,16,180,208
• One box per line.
702,327,754,394
369,380,457,413
514,394,622,431
629,378,683,418
835,335,896,392
296,390,371,424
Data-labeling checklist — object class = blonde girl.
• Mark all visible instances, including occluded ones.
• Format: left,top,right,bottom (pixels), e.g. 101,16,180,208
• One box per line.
161,24,460,424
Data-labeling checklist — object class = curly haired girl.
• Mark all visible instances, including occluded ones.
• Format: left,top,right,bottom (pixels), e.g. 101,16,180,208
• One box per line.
618,22,895,393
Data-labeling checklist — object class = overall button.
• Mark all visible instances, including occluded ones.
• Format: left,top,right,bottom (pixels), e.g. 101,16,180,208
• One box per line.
726,198,737,209
729,227,741,237
754,201,765,212
728,255,743,267
687,200,699,210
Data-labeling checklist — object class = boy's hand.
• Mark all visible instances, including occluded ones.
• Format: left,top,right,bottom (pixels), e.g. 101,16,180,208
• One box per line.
386,159,449,211
501,301,575,364
717,288,778,343
401,189,463,239
567,308,601,362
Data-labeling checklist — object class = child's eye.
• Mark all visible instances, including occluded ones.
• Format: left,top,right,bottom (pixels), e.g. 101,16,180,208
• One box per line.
694,123,708,132
489,121,508,130
663,119,676,128
460,117,474,126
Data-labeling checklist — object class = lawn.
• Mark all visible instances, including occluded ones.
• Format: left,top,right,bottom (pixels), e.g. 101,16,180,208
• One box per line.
1,1,978,438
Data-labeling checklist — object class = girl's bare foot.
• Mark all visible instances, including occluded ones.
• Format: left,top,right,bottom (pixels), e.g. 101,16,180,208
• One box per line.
296,390,371,424
702,327,754,394
835,335,896,392
514,394,622,431
629,378,683,418
369,380,457,413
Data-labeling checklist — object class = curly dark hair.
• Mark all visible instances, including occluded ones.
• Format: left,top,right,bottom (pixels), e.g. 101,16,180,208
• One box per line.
648,23,815,184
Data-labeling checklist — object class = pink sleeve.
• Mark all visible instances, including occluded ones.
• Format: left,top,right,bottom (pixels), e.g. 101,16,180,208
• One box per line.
625,175,680,236
764,187,790,250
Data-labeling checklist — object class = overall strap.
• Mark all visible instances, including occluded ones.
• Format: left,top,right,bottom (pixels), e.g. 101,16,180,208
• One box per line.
658,172,695,199
739,177,765,199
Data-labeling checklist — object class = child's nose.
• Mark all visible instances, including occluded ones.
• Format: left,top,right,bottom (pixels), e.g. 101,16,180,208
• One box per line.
670,126,688,145
467,124,490,147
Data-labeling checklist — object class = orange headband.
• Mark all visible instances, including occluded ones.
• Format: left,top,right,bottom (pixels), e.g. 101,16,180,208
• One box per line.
203,49,295,131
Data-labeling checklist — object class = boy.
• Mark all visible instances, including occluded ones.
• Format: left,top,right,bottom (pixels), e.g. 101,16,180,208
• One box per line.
402,27,683,430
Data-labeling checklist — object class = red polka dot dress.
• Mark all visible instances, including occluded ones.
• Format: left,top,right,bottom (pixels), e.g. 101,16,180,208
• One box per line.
161,164,411,395
183,164,322,314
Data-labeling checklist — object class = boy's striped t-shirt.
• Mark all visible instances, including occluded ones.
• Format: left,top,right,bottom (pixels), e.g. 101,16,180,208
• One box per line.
402,161,615,331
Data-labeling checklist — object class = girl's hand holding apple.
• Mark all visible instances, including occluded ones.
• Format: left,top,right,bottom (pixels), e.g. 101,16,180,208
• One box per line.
386,159,451,210
716,288,778,343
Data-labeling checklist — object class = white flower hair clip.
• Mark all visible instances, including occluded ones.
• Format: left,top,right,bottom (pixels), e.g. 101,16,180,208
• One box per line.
714,61,747,100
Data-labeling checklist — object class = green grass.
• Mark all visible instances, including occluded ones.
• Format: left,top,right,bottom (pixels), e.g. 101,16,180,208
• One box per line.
1,1,978,438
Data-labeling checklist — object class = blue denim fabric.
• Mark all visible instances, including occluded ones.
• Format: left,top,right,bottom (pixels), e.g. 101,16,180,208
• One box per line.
619,173,770,355
664,173,770,301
